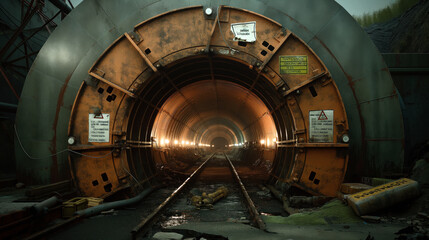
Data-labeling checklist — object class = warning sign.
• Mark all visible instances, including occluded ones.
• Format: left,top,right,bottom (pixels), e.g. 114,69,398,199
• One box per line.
88,113,110,143
230,21,256,42
279,55,308,74
309,110,334,142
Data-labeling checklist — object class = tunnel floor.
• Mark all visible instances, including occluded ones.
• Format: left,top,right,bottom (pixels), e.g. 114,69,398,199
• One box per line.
38,153,416,240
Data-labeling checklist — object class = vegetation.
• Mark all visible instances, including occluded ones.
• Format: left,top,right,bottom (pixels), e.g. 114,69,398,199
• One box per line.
353,0,419,27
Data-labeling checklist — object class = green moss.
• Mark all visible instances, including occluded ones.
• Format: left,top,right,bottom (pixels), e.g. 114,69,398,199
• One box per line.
262,200,362,225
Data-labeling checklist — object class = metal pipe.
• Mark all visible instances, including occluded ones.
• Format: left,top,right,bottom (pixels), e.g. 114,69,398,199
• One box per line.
265,184,295,215
76,186,155,217
29,196,59,215
47,0,72,14
24,187,156,240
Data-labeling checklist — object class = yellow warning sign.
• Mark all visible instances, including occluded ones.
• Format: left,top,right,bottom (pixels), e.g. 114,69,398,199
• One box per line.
348,178,416,201
279,55,308,75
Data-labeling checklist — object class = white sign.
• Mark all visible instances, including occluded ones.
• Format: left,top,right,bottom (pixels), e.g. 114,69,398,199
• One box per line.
309,110,334,143
89,113,110,142
230,21,256,42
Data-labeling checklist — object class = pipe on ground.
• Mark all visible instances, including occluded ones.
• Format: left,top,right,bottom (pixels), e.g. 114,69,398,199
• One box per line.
29,196,59,215
76,187,155,217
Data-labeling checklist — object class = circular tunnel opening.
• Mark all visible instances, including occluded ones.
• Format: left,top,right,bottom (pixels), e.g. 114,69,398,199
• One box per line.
67,6,350,197
127,55,292,181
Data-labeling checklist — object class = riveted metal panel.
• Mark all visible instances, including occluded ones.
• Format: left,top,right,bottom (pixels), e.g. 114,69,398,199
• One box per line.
16,0,403,186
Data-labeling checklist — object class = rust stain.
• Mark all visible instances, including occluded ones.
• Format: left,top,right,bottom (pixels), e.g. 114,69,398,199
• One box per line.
312,38,367,175
50,73,72,183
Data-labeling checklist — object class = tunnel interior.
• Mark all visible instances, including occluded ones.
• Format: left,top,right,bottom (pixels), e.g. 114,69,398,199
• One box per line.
131,56,283,180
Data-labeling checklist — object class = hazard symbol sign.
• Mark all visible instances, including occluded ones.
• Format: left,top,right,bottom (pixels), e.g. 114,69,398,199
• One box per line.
309,110,334,142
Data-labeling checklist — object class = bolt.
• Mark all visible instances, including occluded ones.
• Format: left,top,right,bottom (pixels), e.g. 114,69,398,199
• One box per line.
256,62,261,67
156,63,161,68
210,48,214,52
282,87,286,91
296,90,301,95
200,49,205,52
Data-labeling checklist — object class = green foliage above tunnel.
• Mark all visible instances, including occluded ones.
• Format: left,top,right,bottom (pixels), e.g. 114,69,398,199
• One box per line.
353,0,419,27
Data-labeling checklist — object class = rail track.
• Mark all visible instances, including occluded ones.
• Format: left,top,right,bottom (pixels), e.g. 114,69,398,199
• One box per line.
16,152,273,240
131,152,267,239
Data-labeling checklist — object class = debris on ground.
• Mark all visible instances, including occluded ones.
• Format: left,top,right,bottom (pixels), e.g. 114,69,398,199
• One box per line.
340,183,372,194
189,186,228,209
347,178,420,216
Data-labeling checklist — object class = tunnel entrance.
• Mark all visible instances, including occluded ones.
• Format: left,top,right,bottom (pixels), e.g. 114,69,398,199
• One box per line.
67,5,349,198
146,56,280,183
211,138,228,150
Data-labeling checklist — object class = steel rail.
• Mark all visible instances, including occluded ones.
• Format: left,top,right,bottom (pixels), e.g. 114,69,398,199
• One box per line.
131,152,216,239
223,153,266,231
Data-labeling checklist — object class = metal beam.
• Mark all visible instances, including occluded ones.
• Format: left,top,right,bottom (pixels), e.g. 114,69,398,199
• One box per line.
47,0,72,14
0,1,39,60
5,10,61,61
0,66,20,100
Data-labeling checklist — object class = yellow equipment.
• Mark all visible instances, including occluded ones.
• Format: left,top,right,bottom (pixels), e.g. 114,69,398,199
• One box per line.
190,186,228,209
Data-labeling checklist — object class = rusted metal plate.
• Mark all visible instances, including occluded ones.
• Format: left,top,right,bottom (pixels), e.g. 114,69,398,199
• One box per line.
65,6,348,197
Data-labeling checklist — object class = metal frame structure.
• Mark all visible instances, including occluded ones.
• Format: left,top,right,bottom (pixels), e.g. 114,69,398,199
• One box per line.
0,0,71,102
15,0,403,197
